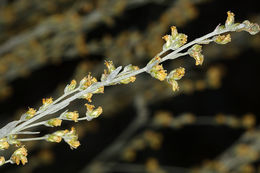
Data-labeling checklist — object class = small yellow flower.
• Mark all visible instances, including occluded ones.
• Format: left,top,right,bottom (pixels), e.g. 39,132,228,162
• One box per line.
85,104,103,121
81,93,93,102
11,147,28,165
67,140,80,149
148,57,167,81
7,135,21,147
64,127,80,149
93,86,104,94
170,80,179,92
0,156,5,166
46,118,62,127
46,134,62,143
213,34,231,44
25,108,37,119
85,103,95,112
64,80,77,93
225,11,235,27
64,111,79,122
162,35,172,48
168,67,185,81
0,138,9,150
104,60,116,73
80,74,97,89
188,44,204,66
120,76,136,84
42,97,53,105
171,26,178,38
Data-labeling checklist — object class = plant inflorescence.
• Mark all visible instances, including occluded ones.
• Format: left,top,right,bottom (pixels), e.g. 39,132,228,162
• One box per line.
0,11,259,166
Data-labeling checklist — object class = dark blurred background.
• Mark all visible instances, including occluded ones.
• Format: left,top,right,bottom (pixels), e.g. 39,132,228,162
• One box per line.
0,0,260,173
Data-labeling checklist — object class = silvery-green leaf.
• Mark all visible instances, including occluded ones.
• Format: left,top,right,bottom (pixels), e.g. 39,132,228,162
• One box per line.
0,121,19,138
107,66,122,81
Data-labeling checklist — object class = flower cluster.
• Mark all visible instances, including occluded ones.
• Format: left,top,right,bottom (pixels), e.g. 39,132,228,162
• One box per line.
45,127,80,149
11,147,28,165
147,56,167,81
166,67,185,91
188,44,204,66
85,104,103,121
162,26,188,51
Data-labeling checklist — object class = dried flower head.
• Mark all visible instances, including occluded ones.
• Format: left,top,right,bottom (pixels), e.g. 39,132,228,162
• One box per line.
62,111,79,122
0,156,5,166
46,118,62,127
63,127,80,149
225,11,235,27
42,97,53,105
188,44,204,65
80,74,97,89
0,138,9,150
85,104,103,121
241,20,260,35
11,147,28,165
25,108,37,120
213,34,231,44
64,80,77,93
148,57,167,81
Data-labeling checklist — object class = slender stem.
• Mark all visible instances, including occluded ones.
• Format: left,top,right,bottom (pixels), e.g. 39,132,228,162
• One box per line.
16,131,40,135
21,121,46,130
18,136,46,142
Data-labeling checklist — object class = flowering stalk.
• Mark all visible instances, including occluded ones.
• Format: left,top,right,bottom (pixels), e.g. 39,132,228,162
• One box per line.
0,11,259,166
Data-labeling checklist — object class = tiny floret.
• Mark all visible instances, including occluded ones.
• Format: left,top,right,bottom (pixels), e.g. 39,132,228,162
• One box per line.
11,147,28,165
85,104,103,121
148,57,167,81
0,138,9,150
46,118,62,127
225,11,235,27
213,34,231,44
188,44,204,66
0,156,5,166
64,80,77,93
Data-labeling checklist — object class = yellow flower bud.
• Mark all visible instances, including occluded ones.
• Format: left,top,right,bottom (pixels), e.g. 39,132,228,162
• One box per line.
7,135,21,147
85,104,103,121
81,93,93,102
46,134,62,143
104,60,116,73
0,138,9,150
46,118,62,127
168,67,185,81
11,147,28,165
25,108,37,119
42,97,53,105
0,156,5,166
80,74,97,89
63,127,80,149
67,140,80,149
120,76,136,84
149,64,167,81
93,86,104,94
170,80,179,92
64,80,77,93
225,11,235,27
171,26,178,39
188,44,204,66
213,34,231,44
64,111,79,122
162,35,172,48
